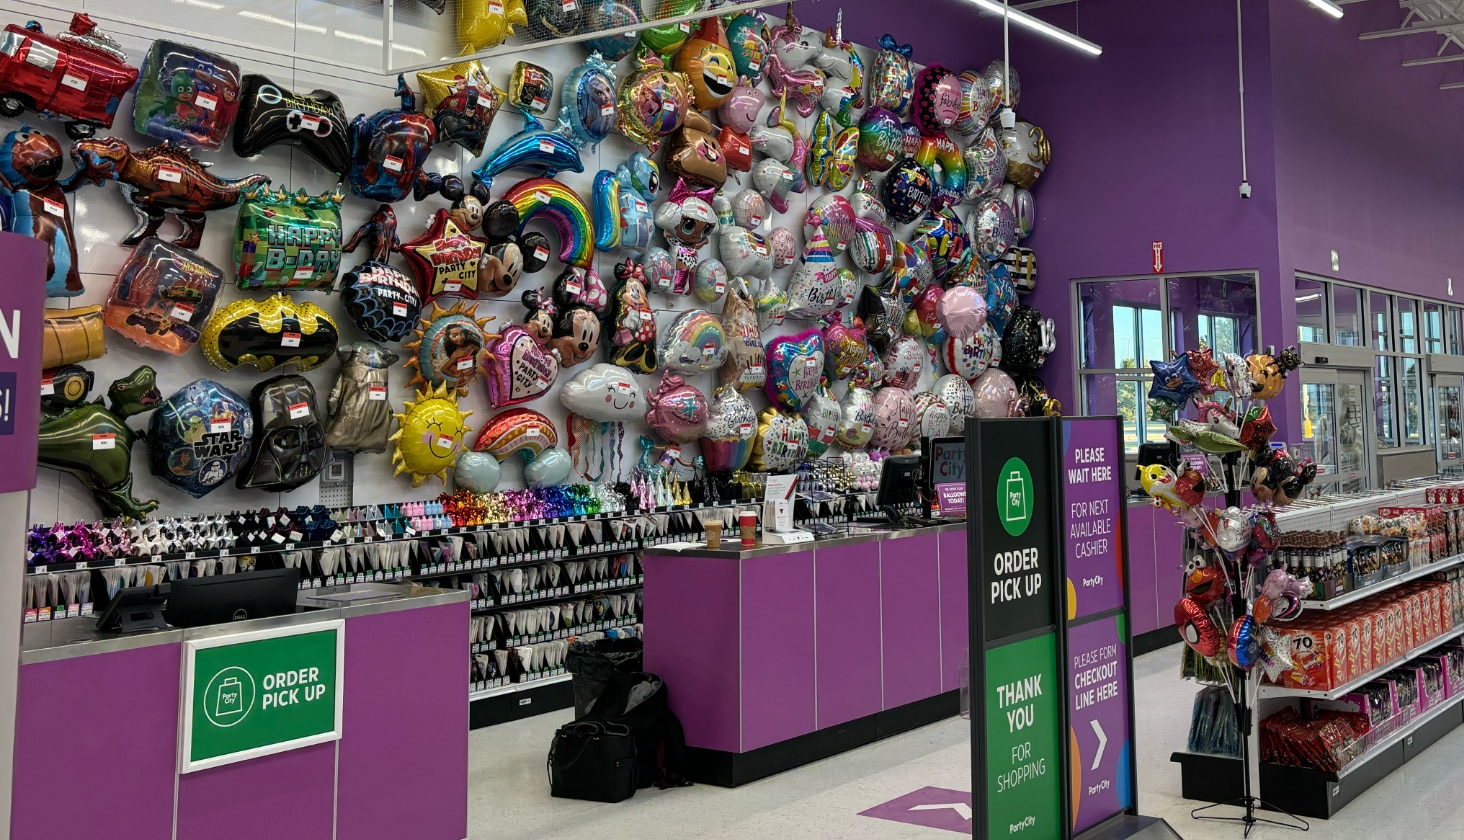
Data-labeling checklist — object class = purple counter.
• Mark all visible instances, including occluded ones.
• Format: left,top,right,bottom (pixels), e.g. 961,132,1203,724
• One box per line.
644,525,966,786
11,584,468,840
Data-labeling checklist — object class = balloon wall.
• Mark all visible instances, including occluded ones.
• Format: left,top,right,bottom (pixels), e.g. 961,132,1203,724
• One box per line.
21,6,1057,525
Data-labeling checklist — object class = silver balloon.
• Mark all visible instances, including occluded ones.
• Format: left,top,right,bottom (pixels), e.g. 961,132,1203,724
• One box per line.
955,69,1000,139
970,196,1017,262
700,385,757,473
560,363,646,422
836,385,876,447
883,335,926,389
732,188,771,231
911,392,952,446
801,384,841,457
942,323,1001,381
971,368,1021,418
933,374,977,432
455,451,502,492
1000,184,1035,240
962,126,1006,204
1215,506,1251,553
870,386,917,450
984,60,1021,114
1001,120,1049,190
525,447,573,487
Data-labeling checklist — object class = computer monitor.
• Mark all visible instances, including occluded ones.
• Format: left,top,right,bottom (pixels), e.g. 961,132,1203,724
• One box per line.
876,454,923,515
923,436,967,518
164,568,301,628
95,583,171,633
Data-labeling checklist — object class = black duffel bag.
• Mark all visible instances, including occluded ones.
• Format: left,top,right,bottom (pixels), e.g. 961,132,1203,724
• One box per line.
547,720,639,803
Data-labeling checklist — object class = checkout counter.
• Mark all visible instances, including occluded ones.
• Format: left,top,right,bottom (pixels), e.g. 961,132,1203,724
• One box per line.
643,523,968,787
11,583,468,840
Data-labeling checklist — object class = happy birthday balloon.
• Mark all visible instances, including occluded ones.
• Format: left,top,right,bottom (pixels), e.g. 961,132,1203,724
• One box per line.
870,386,916,450
907,285,943,338
913,206,970,283
870,34,914,114
939,284,987,341
943,324,1000,382
859,283,908,351
883,336,926,389
700,385,757,472
823,312,868,381
749,407,809,472
765,329,825,412
645,373,709,443
912,65,961,136
786,228,843,320
963,126,1006,202
985,266,1021,335
147,379,252,498
836,386,877,447
660,309,728,374
882,157,933,224
971,196,1017,261
801,383,840,458
391,382,473,487
853,347,887,389
972,368,1020,418
934,374,977,433
857,106,904,173
912,392,952,444
985,60,1021,115
955,69,999,139
483,323,560,408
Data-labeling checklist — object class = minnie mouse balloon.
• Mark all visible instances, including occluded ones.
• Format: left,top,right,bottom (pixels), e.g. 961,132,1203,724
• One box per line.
836,386,877,447
559,363,644,422
608,258,657,373
939,284,987,341
764,329,825,412
801,384,840,458
659,309,727,374
645,373,709,443
870,386,916,450
934,374,977,432
884,336,925,390
700,385,757,472
749,407,809,473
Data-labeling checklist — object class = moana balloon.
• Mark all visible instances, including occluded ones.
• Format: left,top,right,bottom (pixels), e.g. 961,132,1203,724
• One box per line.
403,301,492,397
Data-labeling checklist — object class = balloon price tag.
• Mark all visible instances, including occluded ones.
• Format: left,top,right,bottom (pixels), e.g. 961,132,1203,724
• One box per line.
560,0,576,9
196,92,218,111
392,302,408,316
40,377,53,396
738,422,753,435
534,245,549,261
860,422,873,434
289,530,304,542
897,418,909,428
299,114,321,132
538,138,555,154
678,21,690,32
61,73,87,91
489,0,503,11
444,281,462,293
41,198,63,217
293,266,314,280
158,166,182,183
665,446,681,461
288,401,310,419
169,302,195,322
92,434,115,450
368,386,387,401
534,190,551,204
714,279,725,295
525,427,541,438
565,275,583,295
456,357,475,371
434,434,455,451
209,420,231,434
661,100,676,113
383,155,404,173
281,332,302,347
600,104,614,116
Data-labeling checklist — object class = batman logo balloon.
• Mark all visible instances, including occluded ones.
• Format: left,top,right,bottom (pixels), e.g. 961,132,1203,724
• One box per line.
201,293,339,372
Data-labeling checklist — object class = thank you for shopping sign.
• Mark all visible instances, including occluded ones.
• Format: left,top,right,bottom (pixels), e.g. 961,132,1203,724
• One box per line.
180,621,345,772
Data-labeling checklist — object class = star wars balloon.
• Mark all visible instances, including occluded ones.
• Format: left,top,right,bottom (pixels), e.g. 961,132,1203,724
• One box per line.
104,237,223,355
559,363,644,422
765,329,825,412
645,373,708,443
233,75,349,174
391,382,474,487
147,379,252,498
133,40,242,150
749,407,809,472
325,342,399,455
348,75,436,202
342,260,421,343
236,374,328,492
0,126,81,297
836,386,877,447
700,385,757,472
201,293,338,372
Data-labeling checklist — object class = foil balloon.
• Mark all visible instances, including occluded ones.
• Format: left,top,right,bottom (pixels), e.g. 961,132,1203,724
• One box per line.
885,237,931,301
1002,246,1037,296
971,196,1017,261
341,260,421,343
525,0,585,40
857,106,903,173
912,65,960,136
870,386,916,450
693,257,728,303
823,312,868,381
64,138,268,249
869,35,914,114
524,448,573,487
765,329,825,412
770,228,797,268
801,383,840,458
851,175,889,224
645,373,709,443
751,158,794,214
985,265,1020,334
582,0,641,61
755,276,789,331
665,110,727,188
591,152,660,253
502,177,595,269
132,41,241,150
103,237,223,355
852,347,887,390
457,0,527,51
654,180,718,293
720,277,766,392
859,283,908,351
700,385,757,472
471,110,584,196
851,216,895,276
938,284,987,341
232,75,349,174
836,386,877,447
675,16,737,111
232,185,343,291
718,83,764,166
325,342,399,455
0,126,81,296
906,285,943,338
201,293,338,373
403,301,492,397
616,54,692,152
912,392,952,444
1001,120,1049,190
639,0,700,55
470,408,557,462
934,374,976,432
38,366,160,519
915,134,967,211
883,158,933,224
483,323,560,408
343,203,399,264
609,258,657,373
521,289,600,368
1017,376,1061,418
399,209,487,302
416,60,505,157
719,225,774,279
1240,405,1278,452
764,12,825,118
749,407,809,472
962,126,1006,202
1149,355,1202,405
786,228,843,319
507,62,555,116
236,374,328,492
454,451,502,493
1248,346,1303,401
913,206,970,282
552,264,610,317
346,76,435,202
804,193,855,254
390,382,473,487
985,60,1021,115
955,69,999,139
40,365,94,420
884,336,925,389
1002,305,1056,376
1004,184,1036,239
817,26,865,127
556,53,618,150
971,368,1020,418
559,363,644,422
727,13,770,85
807,111,858,190
1175,597,1222,658
147,379,252,498
659,309,727,374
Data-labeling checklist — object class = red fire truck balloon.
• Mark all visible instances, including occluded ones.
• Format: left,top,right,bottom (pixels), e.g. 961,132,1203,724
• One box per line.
0,13,139,139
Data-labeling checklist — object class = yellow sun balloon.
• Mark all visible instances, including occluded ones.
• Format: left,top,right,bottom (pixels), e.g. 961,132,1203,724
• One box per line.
390,382,474,487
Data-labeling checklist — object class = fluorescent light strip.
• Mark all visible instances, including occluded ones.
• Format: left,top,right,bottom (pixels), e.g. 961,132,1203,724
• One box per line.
1304,0,1344,19
968,0,1102,56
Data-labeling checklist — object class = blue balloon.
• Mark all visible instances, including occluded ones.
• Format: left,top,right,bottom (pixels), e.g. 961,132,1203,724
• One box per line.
471,110,584,196
524,447,573,487
455,451,502,492
984,265,1020,335
591,152,659,253
348,75,437,202
147,379,253,498
1150,355,1202,405
556,53,618,150
582,0,640,60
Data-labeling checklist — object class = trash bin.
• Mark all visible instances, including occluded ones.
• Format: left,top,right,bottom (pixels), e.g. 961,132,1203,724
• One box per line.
566,637,644,717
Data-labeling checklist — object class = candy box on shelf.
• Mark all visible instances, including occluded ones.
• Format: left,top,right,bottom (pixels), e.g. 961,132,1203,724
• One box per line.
1386,667,1422,714
1305,680,1395,729
1270,620,1348,692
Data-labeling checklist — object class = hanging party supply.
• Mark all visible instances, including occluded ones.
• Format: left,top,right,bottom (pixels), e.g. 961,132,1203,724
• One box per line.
232,75,350,174
557,53,618,150
748,407,808,473
764,329,825,413
559,363,645,422
644,374,709,444
0,125,81,297
391,382,474,487
146,379,252,498
700,386,757,473
38,365,160,520
592,151,661,253
235,374,328,493
416,60,506,156
233,185,344,291
132,40,241,150
483,323,560,408
400,208,488,301
347,75,437,203
719,277,766,392
103,237,223,355
325,342,400,455
200,293,339,373
764,10,825,118
502,177,595,269
404,300,493,397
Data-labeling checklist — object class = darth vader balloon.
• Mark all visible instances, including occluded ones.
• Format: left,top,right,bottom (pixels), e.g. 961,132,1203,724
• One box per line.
233,75,349,174
237,374,329,492
201,293,339,373
147,379,252,498
348,75,437,202
0,126,81,297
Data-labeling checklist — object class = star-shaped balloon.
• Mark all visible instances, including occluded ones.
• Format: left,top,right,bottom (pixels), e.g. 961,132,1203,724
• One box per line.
1148,396,1181,424
398,209,487,303
1149,355,1201,404
1240,405,1277,452
1187,348,1222,395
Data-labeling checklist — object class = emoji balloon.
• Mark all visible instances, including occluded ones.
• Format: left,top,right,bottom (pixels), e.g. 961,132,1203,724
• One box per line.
391,382,473,487
675,16,737,111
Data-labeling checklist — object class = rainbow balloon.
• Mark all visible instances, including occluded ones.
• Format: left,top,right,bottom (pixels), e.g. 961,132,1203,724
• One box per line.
503,177,594,269
471,407,558,460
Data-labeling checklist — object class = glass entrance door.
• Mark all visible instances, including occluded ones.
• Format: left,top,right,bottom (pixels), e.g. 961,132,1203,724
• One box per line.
1298,375,1337,490
1335,371,1370,493
1434,374,1462,474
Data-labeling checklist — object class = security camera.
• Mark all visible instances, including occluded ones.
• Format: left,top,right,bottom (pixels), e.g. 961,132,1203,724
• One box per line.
1239,182,1253,199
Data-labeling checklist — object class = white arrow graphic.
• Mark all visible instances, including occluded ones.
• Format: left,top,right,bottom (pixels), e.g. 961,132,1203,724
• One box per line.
1089,719,1108,770
912,803,973,821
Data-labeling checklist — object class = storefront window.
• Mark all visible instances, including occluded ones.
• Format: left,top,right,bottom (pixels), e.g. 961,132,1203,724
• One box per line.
1333,285,1363,346
1078,278,1161,369
1398,298,1418,354
1376,356,1395,447
1401,356,1425,445
1371,292,1392,351
1450,307,1464,355
1296,278,1327,343
1425,301,1445,355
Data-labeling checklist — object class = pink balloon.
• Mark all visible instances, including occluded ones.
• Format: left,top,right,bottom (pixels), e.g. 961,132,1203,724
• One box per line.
770,228,798,268
718,83,766,135
971,368,1021,418
939,285,988,341
870,386,917,450
645,373,710,443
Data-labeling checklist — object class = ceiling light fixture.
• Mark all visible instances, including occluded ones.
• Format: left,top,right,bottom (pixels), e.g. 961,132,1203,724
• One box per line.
1303,0,1344,19
968,0,1103,56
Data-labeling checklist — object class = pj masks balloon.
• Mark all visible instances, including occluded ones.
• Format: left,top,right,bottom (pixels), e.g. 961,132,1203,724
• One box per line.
237,374,329,492
348,76,437,202
0,126,80,297
676,16,737,111
233,75,350,174
133,40,242,150
147,379,252,498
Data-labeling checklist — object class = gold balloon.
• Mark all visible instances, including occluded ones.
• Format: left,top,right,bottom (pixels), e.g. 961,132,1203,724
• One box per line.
390,382,474,487
457,0,528,53
747,406,808,473
200,293,339,373
416,60,506,156
403,300,496,397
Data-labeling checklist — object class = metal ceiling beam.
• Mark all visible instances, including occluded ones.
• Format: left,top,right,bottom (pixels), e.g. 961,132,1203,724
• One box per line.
1402,52,1464,63
1360,18,1464,37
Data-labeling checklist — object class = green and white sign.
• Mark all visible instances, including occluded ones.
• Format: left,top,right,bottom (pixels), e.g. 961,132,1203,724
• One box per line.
984,631,1063,840
998,456,1034,537
180,621,345,773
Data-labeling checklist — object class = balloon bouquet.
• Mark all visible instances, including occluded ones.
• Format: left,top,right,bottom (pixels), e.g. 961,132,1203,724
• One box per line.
1140,345,1316,688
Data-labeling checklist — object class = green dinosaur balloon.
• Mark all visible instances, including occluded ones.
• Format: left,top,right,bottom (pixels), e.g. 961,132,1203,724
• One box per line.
38,366,162,519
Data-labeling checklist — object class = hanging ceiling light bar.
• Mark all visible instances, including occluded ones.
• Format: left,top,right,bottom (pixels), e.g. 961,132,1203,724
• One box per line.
1304,0,1345,19
968,0,1103,56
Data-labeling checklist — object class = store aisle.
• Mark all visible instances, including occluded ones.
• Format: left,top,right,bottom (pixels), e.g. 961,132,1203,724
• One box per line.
467,644,1464,839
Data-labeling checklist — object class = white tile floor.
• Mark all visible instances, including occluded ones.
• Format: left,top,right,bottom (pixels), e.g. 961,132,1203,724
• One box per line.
467,643,1464,839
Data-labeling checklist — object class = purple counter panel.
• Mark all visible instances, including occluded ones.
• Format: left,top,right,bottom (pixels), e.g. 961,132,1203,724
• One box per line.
938,528,970,693
11,643,182,840
815,540,882,728
643,554,742,752
880,533,942,710
739,552,816,752
176,743,336,840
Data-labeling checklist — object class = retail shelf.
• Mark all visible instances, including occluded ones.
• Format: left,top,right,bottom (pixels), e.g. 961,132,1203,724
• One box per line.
1257,624,1464,700
1335,692,1464,781
409,543,640,579
469,672,572,701
469,577,644,614
1300,552,1464,610
472,617,639,653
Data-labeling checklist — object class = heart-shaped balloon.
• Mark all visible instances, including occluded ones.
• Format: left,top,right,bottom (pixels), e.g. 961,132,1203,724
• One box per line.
823,312,868,381
559,363,645,422
939,284,987,341
720,277,766,392
850,215,896,275
884,336,926,389
912,392,952,445
801,383,840,458
659,309,728,374
805,193,855,254
748,407,809,473
971,195,1017,261
934,374,977,432
870,386,917,450
764,328,825,412
645,373,709,443
483,323,560,408
699,385,757,472
972,368,1020,418
719,226,775,279
836,385,877,447
943,324,1000,381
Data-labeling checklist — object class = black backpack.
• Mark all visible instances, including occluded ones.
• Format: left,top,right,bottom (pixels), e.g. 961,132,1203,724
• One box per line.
577,671,691,791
